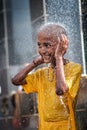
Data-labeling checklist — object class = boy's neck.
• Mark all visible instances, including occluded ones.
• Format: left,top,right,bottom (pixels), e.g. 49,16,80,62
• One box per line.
50,58,69,69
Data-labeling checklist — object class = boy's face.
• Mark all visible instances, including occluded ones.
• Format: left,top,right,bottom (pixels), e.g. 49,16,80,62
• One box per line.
37,31,57,63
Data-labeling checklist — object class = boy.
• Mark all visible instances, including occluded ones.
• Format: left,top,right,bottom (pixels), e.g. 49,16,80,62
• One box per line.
12,23,82,130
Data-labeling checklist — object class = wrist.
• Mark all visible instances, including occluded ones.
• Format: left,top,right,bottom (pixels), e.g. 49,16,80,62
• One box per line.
55,55,63,60
33,58,44,67
56,56,63,65
33,60,38,67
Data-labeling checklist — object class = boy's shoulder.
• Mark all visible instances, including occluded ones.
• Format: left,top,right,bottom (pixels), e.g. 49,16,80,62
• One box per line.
35,62,82,73
68,61,82,69
65,61,82,74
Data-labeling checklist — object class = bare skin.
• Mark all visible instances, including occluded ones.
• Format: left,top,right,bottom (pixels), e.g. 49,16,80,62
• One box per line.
11,56,44,85
55,34,69,95
12,24,69,95
37,28,69,95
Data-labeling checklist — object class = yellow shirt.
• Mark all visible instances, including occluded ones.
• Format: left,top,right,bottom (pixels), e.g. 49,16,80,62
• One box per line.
23,62,82,130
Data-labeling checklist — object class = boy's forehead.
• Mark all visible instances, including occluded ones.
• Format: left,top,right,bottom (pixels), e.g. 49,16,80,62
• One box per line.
37,31,58,44
37,28,58,39
37,31,55,41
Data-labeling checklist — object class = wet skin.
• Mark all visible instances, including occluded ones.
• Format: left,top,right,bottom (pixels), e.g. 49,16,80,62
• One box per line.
12,24,69,95
37,38,57,64
37,31,69,95
37,31,68,66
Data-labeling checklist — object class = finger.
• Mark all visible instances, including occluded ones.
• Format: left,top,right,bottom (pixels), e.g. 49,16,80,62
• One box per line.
60,34,66,46
61,34,66,42
62,34,68,44
61,34,64,40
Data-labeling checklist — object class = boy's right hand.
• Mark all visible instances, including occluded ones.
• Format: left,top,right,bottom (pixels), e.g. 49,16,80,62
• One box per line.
33,56,44,66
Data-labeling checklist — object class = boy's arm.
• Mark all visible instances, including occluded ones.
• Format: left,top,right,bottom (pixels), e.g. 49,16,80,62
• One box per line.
55,34,68,95
11,56,44,86
55,57,68,95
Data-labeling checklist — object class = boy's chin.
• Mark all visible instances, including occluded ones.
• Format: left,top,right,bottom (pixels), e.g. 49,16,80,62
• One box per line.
44,59,50,64
44,61,50,64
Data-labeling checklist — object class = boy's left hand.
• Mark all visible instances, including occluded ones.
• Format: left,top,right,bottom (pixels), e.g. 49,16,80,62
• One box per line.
55,34,68,58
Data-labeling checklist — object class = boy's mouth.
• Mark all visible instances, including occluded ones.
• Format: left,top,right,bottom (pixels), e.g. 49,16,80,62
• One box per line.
42,55,52,63
43,55,50,59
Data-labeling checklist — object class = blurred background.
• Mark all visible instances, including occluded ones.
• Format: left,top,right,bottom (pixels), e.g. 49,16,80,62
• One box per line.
0,0,87,129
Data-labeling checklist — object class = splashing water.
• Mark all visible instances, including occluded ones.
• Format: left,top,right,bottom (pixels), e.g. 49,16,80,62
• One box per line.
59,96,71,130
59,96,69,116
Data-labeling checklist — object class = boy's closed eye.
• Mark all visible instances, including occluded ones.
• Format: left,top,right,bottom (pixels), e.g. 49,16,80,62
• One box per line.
44,42,52,47
37,42,52,48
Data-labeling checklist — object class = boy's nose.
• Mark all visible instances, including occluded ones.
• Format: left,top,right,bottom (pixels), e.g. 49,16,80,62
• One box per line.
41,47,46,54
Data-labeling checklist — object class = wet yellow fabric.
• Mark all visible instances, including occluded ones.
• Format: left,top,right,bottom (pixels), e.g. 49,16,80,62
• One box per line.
23,62,82,130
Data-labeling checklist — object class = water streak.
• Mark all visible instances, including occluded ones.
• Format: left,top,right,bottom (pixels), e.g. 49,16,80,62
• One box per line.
59,96,69,116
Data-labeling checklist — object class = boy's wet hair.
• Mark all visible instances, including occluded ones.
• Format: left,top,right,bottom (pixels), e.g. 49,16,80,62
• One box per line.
38,23,67,36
